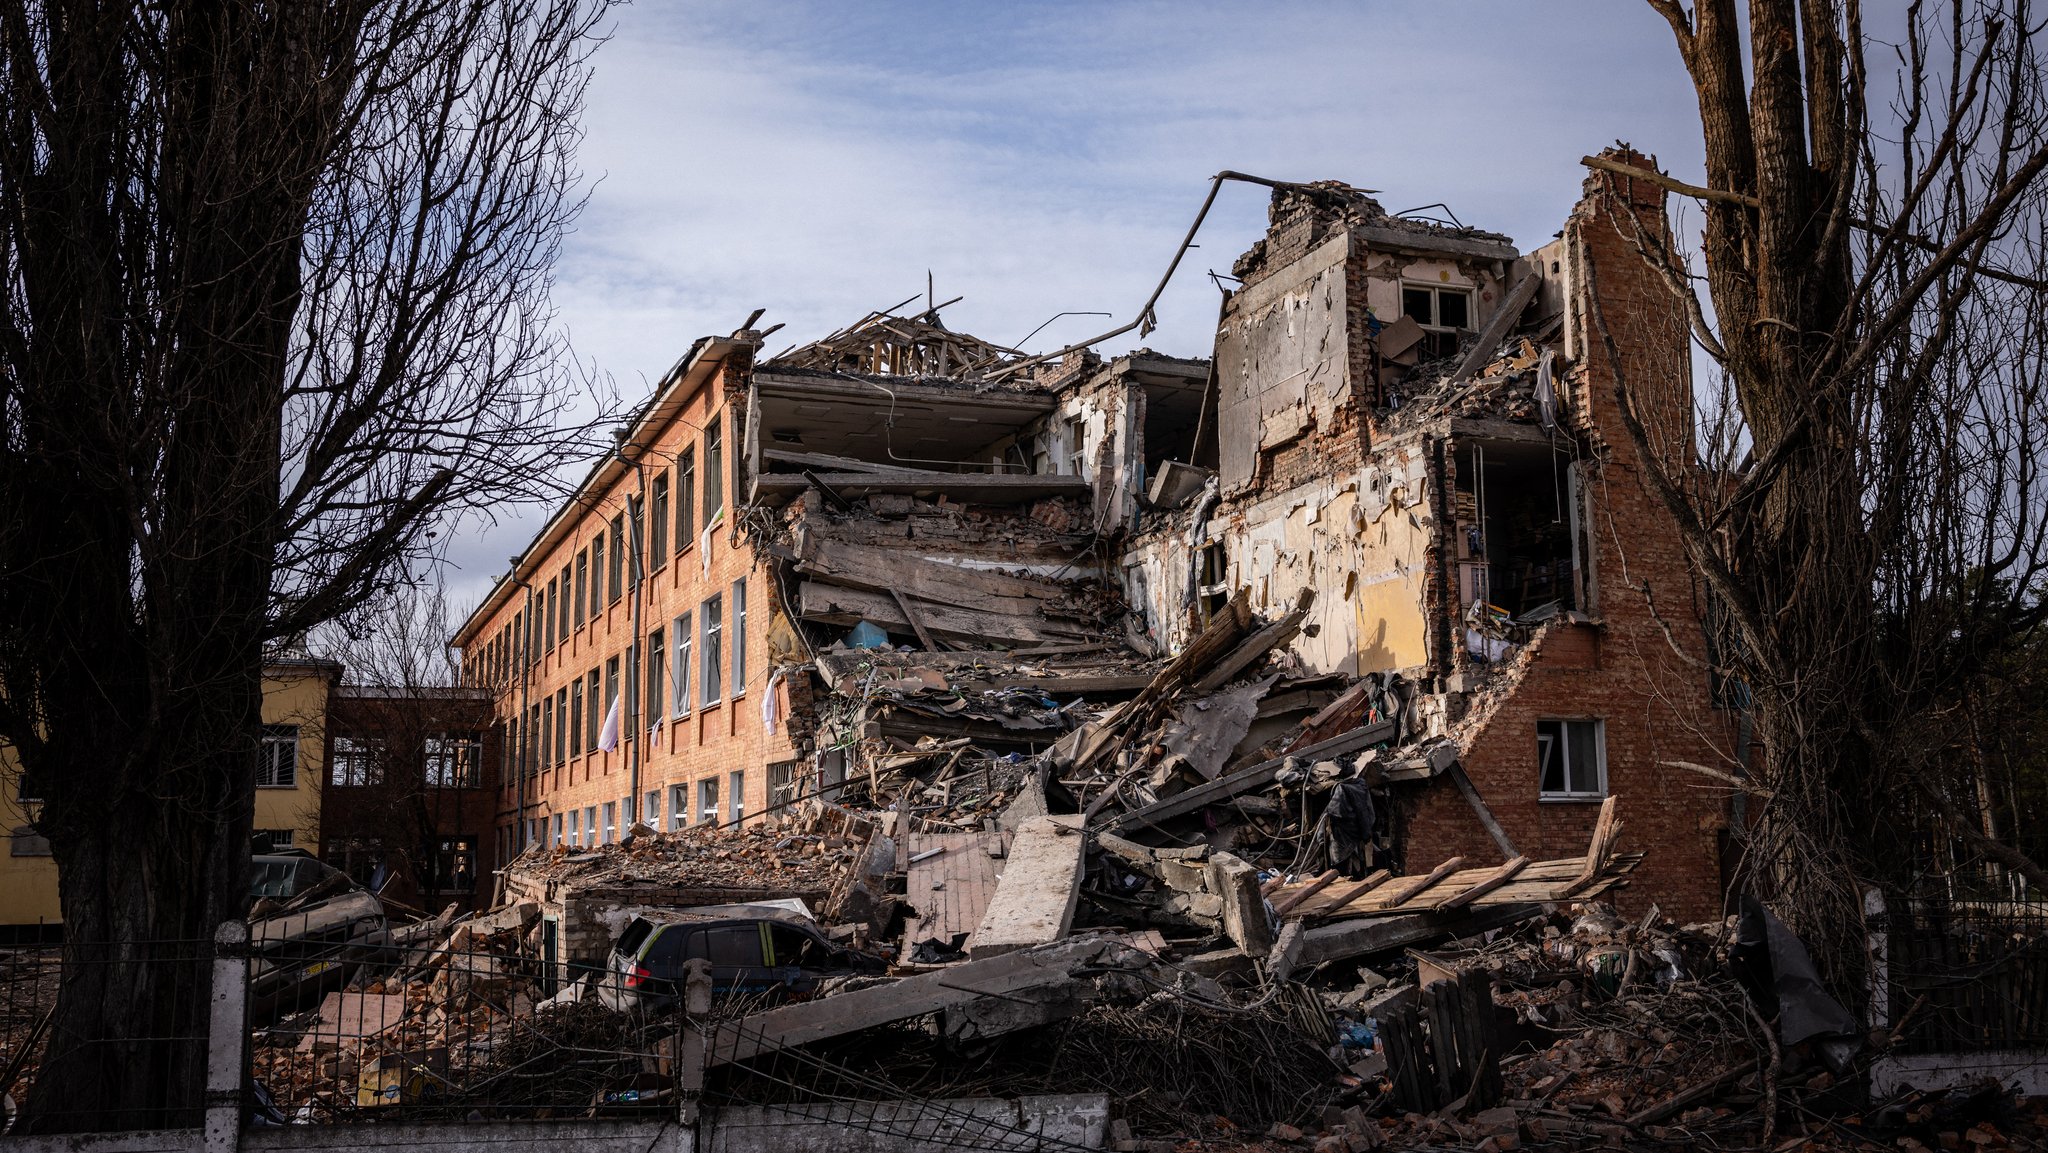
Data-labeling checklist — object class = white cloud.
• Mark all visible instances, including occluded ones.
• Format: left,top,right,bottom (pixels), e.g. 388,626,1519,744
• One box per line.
436,0,1708,617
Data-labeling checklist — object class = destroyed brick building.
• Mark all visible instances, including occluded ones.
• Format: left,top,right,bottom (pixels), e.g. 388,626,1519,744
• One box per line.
455,148,1731,923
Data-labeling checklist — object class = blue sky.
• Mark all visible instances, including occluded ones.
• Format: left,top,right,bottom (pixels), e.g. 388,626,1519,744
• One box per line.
441,0,1711,612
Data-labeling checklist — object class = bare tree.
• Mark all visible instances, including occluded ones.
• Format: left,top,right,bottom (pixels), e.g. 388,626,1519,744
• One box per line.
1596,0,2048,983
0,0,610,1130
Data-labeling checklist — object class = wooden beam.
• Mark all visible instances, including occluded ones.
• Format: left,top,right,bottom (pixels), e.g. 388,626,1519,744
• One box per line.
1368,856,1467,912
889,587,938,652
1448,267,1542,385
1191,587,1315,694
1269,870,1340,918
1302,870,1391,919
1106,718,1396,832
1293,903,1542,970
1446,762,1519,860
1432,856,1529,912
1561,795,1621,897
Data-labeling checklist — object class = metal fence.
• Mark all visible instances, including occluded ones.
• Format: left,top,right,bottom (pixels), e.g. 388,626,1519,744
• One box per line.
1885,896,2048,1056
1,937,217,1134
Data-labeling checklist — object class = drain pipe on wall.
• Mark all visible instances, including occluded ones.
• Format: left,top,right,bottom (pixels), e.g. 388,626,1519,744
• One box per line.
614,427,648,827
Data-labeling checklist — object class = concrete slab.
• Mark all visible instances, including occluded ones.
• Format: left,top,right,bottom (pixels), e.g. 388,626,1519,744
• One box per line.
969,816,1084,958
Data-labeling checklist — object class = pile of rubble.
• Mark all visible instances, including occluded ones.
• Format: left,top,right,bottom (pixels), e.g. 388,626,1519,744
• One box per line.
501,820,857,893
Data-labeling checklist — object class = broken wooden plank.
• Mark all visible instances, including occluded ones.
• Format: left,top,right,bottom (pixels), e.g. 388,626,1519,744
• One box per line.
1269,870,1340,918
1106,718,1395,832
1449,266,1542,385
1447,762,1519,860
798,582,1088,645
1299,870,1390,918
1561,795,1621,897
1292,903,1542,970
969,817,1085,957
1366,856,1468,912
1190,588,1314,694
889,587,939,652
757,472,1092,503
1431,856,1529,912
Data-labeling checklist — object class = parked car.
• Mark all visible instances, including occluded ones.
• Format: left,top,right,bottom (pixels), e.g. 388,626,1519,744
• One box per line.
246,849,390,1024
598,906,886,1012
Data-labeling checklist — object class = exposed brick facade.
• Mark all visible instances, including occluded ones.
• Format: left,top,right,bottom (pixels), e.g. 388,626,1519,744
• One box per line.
455,341,802,862
1401,158,1732,923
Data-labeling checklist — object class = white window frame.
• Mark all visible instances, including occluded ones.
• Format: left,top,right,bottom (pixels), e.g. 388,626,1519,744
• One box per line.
730,579,747,696
1400,281,1475,332
698,777,719,825
257,725,299,789
1536,717,1607,801
670,612,692,717
700,595,723,705
669,784,689,831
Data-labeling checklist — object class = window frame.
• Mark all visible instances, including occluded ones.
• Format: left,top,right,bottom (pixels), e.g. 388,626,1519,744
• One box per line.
574,549,588,627
670,611,692,718
700,594,723,705
676,445,696,552
646,627,666,724
730,579,747,696
1536,717,1608,801
424,732,483,789
703,414,724,523
331,736,385,788
608,513,625,603
257,724,299,789
650,470,670,563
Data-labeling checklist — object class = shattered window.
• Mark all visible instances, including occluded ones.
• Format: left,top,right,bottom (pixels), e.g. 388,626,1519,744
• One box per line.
602,801,616,844
646,628,665,723
425,732,483,788
567,808,580,846
558,564,572,640
729,770,745,824
704,415,724,522
575,550,588,625
569,686,583,757
669,784,688,830
1537,718,1605,799
586,668,601,748
698,776,719,825
591,534,606,614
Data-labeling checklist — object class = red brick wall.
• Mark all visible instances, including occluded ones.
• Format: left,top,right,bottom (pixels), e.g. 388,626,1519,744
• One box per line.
1401,155,1733,924
472,354,800,854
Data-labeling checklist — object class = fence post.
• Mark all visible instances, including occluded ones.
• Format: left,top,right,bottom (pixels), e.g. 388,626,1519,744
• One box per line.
676,958,711,1129
204,920,249,1153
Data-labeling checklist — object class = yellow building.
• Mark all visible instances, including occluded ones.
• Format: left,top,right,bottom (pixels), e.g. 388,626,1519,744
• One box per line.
0,657,340,930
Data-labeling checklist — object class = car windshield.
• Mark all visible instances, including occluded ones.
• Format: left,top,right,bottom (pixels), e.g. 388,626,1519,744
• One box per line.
249,856,336,901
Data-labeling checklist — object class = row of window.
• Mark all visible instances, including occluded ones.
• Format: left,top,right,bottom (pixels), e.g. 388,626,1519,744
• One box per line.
470,408,740,689
510,580,748,778
513,769,748,853
255,726,484,790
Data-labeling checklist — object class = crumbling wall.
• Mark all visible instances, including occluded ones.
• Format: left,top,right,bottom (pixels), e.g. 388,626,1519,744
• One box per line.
1216,233,1354,494
1398,156,1729,924
1122,435,1434,678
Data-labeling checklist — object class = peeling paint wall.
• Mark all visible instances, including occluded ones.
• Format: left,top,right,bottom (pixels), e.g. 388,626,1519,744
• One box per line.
1216,234,1352,494
1123,435,1436,678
